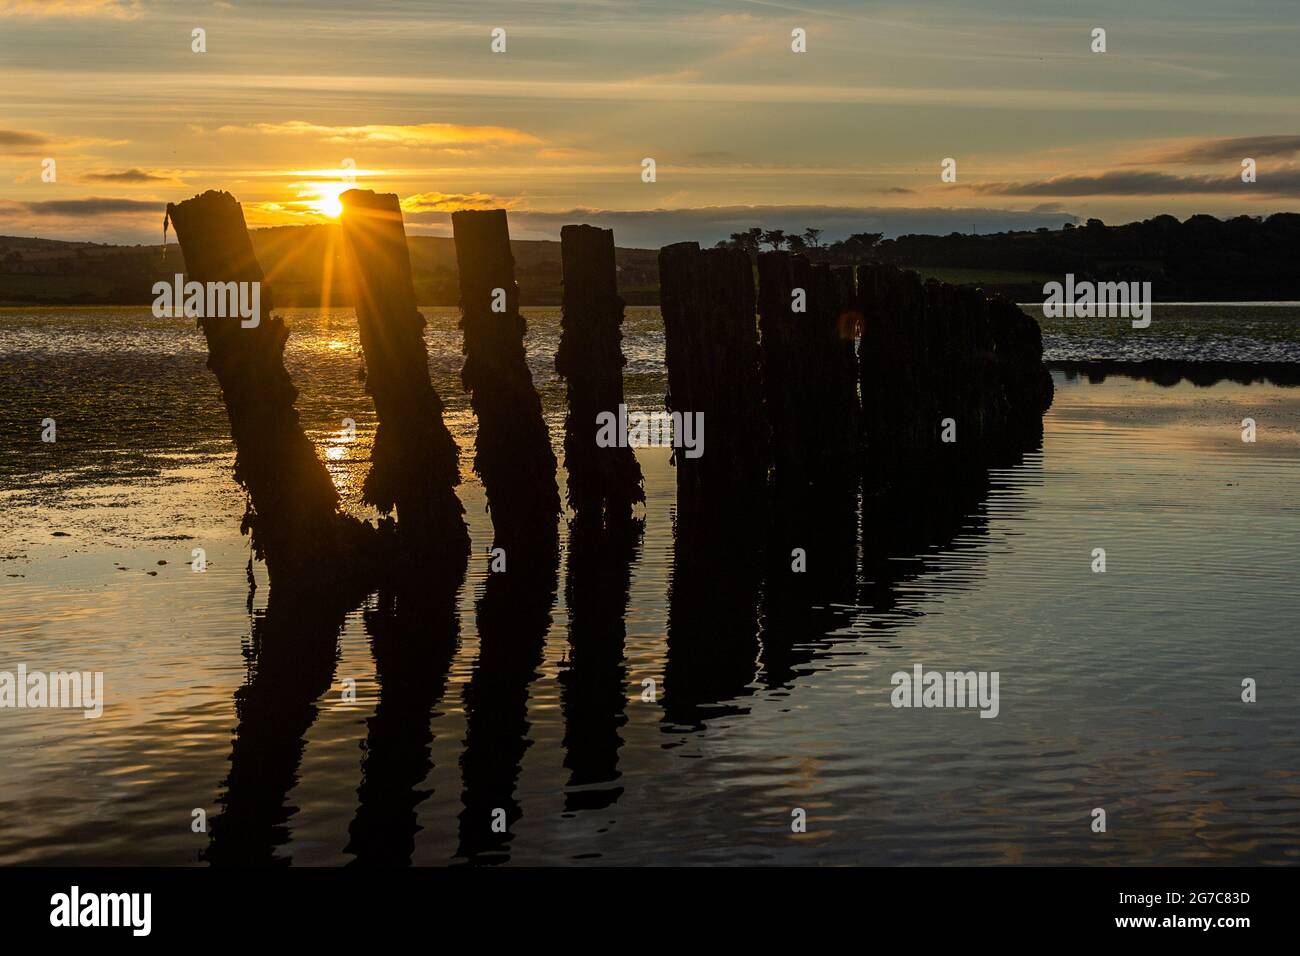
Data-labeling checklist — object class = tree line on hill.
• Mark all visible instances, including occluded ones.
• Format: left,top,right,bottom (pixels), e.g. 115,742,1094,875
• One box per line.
714,213,1300,301
715,226,884,260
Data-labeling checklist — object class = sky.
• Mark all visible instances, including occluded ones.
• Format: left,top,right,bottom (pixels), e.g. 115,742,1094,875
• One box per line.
1,0,1298,247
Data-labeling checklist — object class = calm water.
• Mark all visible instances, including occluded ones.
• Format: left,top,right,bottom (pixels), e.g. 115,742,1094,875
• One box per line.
1,306,1298,865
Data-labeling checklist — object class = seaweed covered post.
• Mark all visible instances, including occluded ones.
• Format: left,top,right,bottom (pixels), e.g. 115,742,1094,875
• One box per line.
452,209,560,555
164,190,375,590
555,224,645,531
657,242,768,532
339,189,468,568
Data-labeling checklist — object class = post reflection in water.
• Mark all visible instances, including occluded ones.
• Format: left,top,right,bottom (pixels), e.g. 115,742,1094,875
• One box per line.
558,518,643,814
661,516,763,733
344,573,465,866
857,446,1036,620
204,594,348,866
198,445,1037,866
454,541,560,866
759,477,861,691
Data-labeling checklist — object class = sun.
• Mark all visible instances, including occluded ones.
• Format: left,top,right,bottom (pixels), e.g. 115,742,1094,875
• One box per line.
320,193,344,219
304,181,349,219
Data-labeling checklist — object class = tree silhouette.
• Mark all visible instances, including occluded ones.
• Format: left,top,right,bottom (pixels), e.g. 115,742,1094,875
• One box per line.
726,228,764,256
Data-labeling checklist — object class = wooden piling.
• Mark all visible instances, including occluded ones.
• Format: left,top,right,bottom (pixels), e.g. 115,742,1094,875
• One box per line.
855,261,1053,478
452,210,560,553
164,190,375,589
756,251,811,495
757,253,861,497
822,264,862,461
555,224,644,529
339,189,468,567
657,242,768,529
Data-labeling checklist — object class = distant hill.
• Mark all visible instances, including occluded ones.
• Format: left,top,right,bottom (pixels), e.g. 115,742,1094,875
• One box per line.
871,213,1300,302
0,225,661,307
4,213,1297,306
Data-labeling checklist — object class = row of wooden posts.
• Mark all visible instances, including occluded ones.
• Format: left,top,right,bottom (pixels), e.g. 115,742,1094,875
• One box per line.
661,244,1055,537
164,190,1052,596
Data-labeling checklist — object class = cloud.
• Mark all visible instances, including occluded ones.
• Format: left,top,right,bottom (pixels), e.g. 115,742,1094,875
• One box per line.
535,147,588,161
83,168,175,183
0,127,127,156
0,129,48,150
969,168,1300,198
0,196,158,216
400,191,507,214
227,121,543,150
0,0,141,18
0,195,159,242
1143,135,1300,165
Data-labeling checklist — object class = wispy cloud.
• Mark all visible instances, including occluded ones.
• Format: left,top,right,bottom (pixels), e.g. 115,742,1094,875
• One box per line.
1139,135,1300,164
0,0,141,18
82,168,179,184
0,129,48,150
400,191,508,213
225,121,544,150
0,196,158,215
969,168,1300,197
0,127,127,156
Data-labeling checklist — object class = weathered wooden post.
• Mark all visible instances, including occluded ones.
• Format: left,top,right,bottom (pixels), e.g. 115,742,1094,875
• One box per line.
756,251,812,496
339,189,468,567
757,253,861,497
856,261,1052,478
819,263,862,470
990,295,1055,440
658,242,768,530
555,224,644,530
452,210,560,554
856,262,905,465
164,190,375,589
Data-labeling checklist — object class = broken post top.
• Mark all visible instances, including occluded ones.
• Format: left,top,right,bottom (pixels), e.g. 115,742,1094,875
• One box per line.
165,190,270,306
451,209,515,294
339,189,419,319
560,224,618,296
658,240,700,270
658,242,755,311
339,188,404,220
